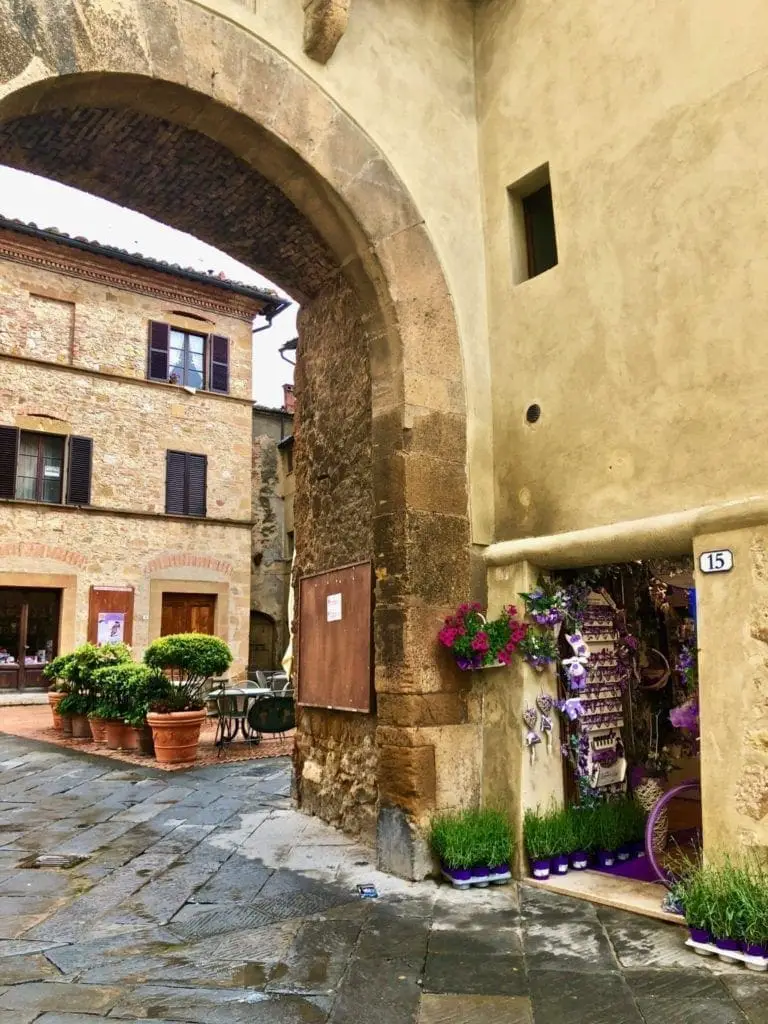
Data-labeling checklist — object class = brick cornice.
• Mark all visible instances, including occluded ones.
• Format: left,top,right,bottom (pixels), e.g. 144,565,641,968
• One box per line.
0,230,264,323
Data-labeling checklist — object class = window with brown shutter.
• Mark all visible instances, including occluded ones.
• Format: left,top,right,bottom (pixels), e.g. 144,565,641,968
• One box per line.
148,321,230,394
165,450,207,517
147,321,170,382
66,436,93,506
0,426,18,499
209,335,230,394
0,428,91,506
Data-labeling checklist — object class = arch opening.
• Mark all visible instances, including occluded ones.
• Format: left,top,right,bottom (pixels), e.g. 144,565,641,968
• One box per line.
0,15,471,875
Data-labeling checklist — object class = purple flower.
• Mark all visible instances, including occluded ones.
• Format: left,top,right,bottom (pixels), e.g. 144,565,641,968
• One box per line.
670,699,699,734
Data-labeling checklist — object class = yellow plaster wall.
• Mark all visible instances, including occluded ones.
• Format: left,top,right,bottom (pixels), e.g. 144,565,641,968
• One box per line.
476,0,768,541
696,528,768,857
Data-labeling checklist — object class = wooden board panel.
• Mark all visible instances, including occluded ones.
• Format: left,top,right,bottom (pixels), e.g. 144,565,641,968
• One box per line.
88,587,134,646
297,561,373,713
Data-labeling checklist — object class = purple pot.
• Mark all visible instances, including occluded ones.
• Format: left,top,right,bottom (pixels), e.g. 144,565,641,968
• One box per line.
631,840,646,858
597,850,616,868
488,863,510,877
714,937,741,953
744,943,768,958
553,854,569,875
688,927,712,945
531,858,550,879
471,866,490,887
442,864,472,883
616,844,632,862
570,851,589,870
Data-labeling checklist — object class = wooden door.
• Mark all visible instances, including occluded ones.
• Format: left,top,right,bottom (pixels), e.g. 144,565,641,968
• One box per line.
0,588,60,690
160,593,216,637
249,612,276,673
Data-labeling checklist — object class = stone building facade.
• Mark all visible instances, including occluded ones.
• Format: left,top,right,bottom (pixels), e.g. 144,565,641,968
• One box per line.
1,0,767,874
250,403,294,674
0,216,284,686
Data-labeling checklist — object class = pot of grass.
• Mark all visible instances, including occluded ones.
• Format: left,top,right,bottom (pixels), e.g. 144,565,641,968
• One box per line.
550,807,576,875
524,806,559,879
594,801,624,868
740,861,768,968
430,809,514,890
569,805,596,869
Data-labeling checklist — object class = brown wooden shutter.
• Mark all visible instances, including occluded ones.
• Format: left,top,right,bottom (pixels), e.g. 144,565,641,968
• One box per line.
147,321,170,381
208,334,229,394
165,450,187,515
186,454,207,516
65,436,93,506
0,426,19,499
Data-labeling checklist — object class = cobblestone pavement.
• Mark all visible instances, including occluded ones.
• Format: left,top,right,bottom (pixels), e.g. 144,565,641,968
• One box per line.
0,734,764,1024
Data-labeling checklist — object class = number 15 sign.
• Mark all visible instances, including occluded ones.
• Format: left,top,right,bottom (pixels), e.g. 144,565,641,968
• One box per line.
699,549,733,574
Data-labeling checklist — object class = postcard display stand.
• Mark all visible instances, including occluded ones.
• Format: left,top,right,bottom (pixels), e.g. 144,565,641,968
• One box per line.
581,592,627,795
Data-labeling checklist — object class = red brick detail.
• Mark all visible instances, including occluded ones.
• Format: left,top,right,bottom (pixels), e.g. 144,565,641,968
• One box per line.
0,541,88,569
146,552,233,576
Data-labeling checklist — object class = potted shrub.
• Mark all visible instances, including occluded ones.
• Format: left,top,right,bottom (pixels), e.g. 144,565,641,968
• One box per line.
42,653,76,729
523,806,559,879
430,809,514,889
43,643,131,739
94,662,169,753
87,708,108,744
144,634,232,764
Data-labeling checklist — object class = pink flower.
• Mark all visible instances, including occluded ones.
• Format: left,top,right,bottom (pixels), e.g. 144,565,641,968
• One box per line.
438,627,458,648
498,649,511,665
471,632,490,653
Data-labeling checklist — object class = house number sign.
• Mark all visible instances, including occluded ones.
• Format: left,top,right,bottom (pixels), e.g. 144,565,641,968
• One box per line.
699,549,733,574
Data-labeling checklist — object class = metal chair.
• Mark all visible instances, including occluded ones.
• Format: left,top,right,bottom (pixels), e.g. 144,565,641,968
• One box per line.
246,693,296,737
214,690,261,755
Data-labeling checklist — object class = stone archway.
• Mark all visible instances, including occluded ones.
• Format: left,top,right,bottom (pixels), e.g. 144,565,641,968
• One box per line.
0,0,473,875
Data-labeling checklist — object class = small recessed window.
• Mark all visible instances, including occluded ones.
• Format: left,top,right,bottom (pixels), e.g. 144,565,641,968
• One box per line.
522,184,558,279
508,165,559,284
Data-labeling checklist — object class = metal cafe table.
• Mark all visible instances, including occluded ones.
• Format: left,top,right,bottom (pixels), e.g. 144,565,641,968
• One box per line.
207,684,272,749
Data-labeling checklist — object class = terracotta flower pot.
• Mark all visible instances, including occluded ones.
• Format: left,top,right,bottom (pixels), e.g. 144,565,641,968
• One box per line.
48,690,65,730
88,717,108,744
147,709,206,764
60,715,73,737
70,714,93,740
104,720,132,750
121,725,141,751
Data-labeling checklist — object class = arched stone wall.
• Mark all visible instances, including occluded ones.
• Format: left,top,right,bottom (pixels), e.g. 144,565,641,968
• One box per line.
0,0,474,875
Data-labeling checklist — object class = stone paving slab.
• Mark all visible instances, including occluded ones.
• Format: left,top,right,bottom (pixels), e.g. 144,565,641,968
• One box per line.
0,734,763,1024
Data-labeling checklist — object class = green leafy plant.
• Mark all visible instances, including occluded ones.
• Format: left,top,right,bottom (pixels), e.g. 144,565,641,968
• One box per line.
430,809,515,869
43,643,132,713
517,628,558,671
143,633,232,712
94,662,171,726
57,691,90,717
594,800,625,853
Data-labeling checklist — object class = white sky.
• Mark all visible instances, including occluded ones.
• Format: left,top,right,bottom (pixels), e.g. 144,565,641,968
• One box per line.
0,166,297,409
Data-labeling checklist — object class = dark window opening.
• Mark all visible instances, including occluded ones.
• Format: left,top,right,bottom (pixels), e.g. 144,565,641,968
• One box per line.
522,182,558,279
286,530,295,559
165,450,207,517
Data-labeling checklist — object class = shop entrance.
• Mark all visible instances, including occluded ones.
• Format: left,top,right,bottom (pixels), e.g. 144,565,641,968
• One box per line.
0,587,61,690
536,559,701,916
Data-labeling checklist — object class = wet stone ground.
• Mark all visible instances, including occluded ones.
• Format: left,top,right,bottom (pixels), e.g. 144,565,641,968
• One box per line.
0,734,764,1024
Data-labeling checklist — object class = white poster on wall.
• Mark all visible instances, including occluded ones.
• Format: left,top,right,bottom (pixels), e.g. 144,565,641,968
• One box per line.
326,593,342,622
97,612,125,646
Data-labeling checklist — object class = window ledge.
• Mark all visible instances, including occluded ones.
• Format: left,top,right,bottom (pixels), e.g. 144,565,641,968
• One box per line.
0,497,252,528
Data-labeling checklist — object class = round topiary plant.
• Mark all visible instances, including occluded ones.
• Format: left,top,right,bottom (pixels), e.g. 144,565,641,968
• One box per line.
143,633,232,712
